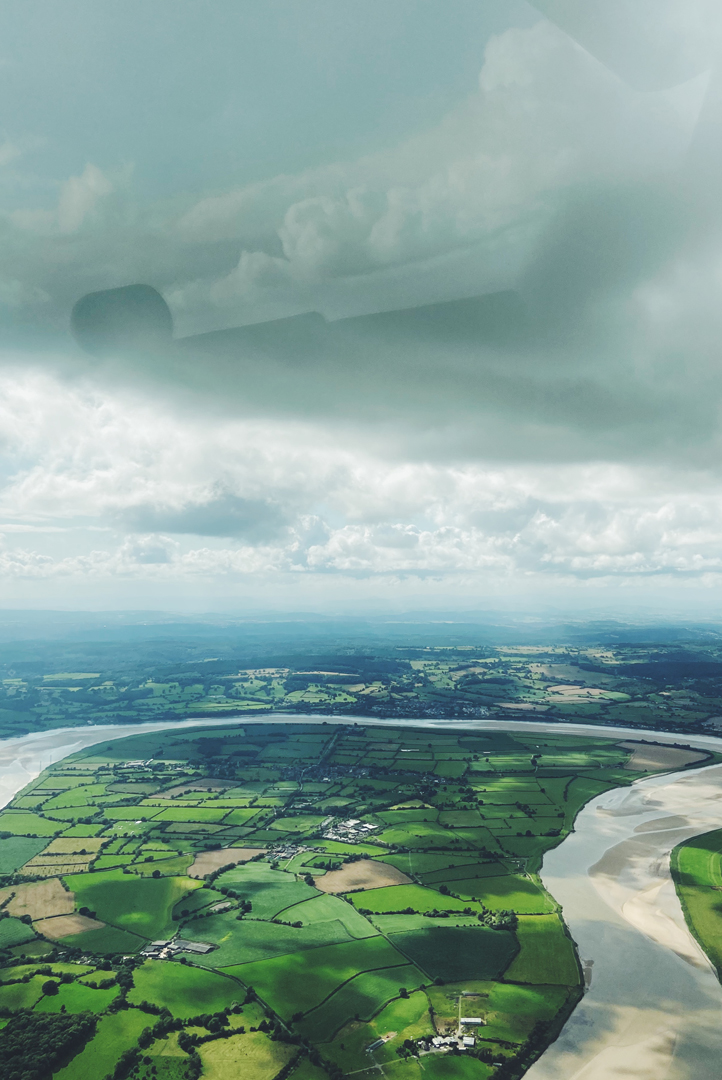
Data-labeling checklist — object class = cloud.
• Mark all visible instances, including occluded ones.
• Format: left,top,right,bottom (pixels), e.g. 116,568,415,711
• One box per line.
169,20,705,329
2,371,722,602
120,492,289,541
0,6,722,611
11,163,114,236
0,15,707,472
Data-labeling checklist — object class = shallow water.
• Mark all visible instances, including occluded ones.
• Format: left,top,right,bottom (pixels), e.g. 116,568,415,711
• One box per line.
527,764,722,1080
3,715,722,1077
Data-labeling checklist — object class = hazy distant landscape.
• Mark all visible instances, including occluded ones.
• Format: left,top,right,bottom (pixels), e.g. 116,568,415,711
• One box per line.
3,613,722,741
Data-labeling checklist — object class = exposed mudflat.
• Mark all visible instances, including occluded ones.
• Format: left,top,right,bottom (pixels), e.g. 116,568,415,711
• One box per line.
527,763,722,1080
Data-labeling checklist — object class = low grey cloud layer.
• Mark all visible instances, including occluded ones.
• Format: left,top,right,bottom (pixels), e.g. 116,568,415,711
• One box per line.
1,2,721,609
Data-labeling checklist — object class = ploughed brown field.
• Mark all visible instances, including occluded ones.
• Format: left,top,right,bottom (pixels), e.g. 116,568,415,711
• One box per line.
158,780,232,798
188,846,267,878
34,913,105,939
314,859,411,893
620,743,707,772
0,877,74,919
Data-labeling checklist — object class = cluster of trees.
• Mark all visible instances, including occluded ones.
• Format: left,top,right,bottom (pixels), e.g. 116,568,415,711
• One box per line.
0,1010,97,1080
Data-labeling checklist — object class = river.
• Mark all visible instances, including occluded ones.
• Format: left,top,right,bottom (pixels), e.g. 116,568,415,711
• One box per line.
3,714,722,1078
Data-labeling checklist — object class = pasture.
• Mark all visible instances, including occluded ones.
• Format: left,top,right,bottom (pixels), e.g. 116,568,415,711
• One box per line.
54,1009,151,1080
299,963,424,1042
199,1030,295,1080
128,960,241,1016
179,910,355,966
215,864,318,919
389,926,517,981
0,812,59,836
0,916,36,948
320,989,434,1070
61,925,147,954
0,975,47,1009
64,868,201,939
0,836,47,874
227,936,408,1017
444,874,556,914
282,893,379,938
672,828,722,976
34,980,118,1013
504,915,579,985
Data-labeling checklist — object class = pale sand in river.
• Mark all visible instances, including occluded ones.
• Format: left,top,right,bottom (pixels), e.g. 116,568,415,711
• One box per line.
527,764,722,1080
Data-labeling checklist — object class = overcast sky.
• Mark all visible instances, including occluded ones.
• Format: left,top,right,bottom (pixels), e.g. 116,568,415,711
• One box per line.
2,0,722,614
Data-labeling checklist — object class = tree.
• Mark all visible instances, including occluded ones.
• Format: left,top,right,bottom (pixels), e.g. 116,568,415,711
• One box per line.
42,980,59,996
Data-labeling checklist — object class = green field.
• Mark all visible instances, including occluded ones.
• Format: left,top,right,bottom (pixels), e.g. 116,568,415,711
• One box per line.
672,828,722,976
0,836,48,873
319,989,434,1069
199,1030,296,1080
128,960,242,1016
34,979,118,1013
0,975,47,1009
389,926,517,981
180,909,358,966
54,1009,151,1080
215,863,318,918
60,925,148,954
299,963,425,1041
282,893,379,938
0,916,37,948
469,982,571,1044
226,936,409,1017
353,883,481,914
0,812,60,836
504,915,580,985
448,874,556,913
63,868,201,940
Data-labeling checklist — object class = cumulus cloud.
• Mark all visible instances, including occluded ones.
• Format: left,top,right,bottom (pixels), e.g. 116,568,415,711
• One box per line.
1,371,722,606
10,163,114,236
120,492,289,542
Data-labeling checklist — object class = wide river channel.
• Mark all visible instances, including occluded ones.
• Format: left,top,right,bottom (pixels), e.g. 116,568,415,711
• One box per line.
3,714,722,1079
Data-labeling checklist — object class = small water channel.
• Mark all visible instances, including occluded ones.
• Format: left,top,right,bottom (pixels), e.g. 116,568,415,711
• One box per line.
3,715,722,1078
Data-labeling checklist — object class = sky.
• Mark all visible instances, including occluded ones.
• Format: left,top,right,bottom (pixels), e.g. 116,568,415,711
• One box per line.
2,0,722,615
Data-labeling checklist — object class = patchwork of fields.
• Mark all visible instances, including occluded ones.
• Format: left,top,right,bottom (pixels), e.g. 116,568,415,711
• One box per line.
0,721,708,1080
